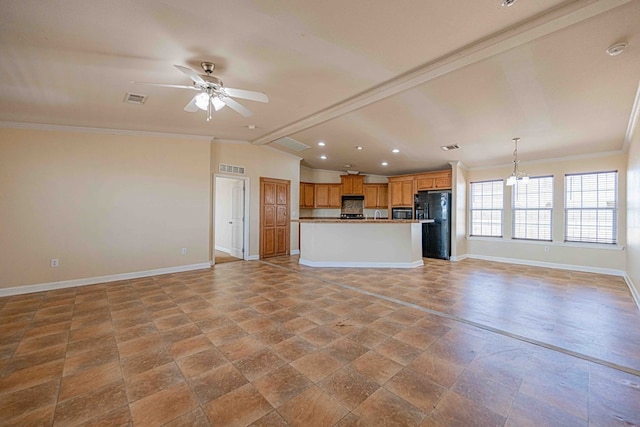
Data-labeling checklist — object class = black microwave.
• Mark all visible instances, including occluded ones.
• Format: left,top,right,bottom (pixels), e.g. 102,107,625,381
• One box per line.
391,208,412,220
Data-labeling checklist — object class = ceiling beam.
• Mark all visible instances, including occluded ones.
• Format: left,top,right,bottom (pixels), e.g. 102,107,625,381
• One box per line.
251,0,633,146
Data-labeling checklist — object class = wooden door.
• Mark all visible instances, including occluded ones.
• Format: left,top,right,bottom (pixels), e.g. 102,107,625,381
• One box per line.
260,178,290,258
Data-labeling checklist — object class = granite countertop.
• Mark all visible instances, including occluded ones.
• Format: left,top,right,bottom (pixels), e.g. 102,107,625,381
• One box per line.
294,218,434,224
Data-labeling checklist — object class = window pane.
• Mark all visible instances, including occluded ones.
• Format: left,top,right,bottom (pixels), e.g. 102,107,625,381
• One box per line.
512,176,553,241
470,180,503,237
564,172,617,244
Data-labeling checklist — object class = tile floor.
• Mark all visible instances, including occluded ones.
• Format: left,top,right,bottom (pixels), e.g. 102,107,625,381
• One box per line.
1,257,639,426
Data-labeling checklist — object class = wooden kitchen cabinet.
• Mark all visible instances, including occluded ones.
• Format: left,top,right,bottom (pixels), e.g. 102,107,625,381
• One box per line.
314,184,342,208
415,170,452,191
364,184,389,209
341,175,364,195
388,177,414,207
299,182,315,208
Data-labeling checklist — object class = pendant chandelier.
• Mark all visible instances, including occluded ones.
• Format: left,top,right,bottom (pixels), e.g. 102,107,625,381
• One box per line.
506,137,529,186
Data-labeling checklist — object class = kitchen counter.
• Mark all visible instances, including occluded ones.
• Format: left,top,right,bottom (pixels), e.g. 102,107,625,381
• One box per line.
298,220,427,268
295,218,433,224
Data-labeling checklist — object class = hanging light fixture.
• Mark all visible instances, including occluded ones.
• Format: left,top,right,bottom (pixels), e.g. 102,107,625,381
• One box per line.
506,137,529,186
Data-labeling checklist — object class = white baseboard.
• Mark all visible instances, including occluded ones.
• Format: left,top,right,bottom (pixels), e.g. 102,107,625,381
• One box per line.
465,254,625,277
298,259,424,269
624,274,640,312
214,245,231,253
290,249,300,255
246,255,260,261
0,263,211,297
450,254,468,262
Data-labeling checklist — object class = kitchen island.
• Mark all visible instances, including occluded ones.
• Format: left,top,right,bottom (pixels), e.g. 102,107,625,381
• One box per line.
297,219,432,268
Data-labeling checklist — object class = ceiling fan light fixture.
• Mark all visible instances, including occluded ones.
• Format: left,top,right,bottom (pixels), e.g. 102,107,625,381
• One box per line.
195,92,210,110
211,96,225,111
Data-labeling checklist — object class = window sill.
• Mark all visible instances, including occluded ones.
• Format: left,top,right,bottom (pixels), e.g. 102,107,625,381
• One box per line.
466,236,624,251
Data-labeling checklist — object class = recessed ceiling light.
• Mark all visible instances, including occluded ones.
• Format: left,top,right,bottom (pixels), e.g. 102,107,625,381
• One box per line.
356,146,363,150
392,149,400,153
381,162,388,166
320,155,327,160
317,141,326,146
343,164,352,168
501,0,517,6
606,42,628,56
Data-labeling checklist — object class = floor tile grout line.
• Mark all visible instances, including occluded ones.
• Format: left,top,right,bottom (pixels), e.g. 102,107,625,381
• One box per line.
258,260,640,378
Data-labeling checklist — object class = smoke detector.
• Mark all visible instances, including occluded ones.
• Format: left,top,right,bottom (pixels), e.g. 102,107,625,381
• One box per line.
606,42,628,56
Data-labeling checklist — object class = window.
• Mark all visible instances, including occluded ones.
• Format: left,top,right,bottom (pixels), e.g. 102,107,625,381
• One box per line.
565,171,617,244
512,176,553,241
470,180,503,237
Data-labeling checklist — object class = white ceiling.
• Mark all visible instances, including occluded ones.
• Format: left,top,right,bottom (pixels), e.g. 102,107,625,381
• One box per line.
1,0,638,175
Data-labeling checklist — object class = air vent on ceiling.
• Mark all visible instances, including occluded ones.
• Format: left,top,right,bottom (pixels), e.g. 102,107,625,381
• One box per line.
440,144,461,151
272,137,311,152
219,163,245,175
123,92,148,104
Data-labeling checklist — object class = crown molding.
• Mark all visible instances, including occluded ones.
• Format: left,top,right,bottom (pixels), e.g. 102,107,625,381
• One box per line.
623,81,640,153
0,121,213,141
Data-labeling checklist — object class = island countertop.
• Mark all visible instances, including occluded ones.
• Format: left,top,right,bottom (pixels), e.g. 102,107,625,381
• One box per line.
294,218,434,224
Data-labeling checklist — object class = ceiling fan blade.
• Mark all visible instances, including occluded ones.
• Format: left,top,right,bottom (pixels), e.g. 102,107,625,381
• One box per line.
174,65,206,85
223,87,269,103
220,96,253,117
131,81,198,90
184,95,199,112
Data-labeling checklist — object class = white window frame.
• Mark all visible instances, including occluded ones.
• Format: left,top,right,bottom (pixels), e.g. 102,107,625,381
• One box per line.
469,179,504,237
564,171,617,245
512,175,553,241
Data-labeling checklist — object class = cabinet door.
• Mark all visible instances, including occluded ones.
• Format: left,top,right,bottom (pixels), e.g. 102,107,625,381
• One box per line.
377,184,388,208
314,184,329,207
390,181,403,206
364,185,378,208
302,183,314,207
352,176,364,194
401,180,414,206
416,177,435,191
434,175,452,189
328,184,342,207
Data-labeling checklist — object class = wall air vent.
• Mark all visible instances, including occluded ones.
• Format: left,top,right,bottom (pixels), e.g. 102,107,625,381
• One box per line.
219,163,246,175
123,93,148,104
272,137,311,152
440,144,461,151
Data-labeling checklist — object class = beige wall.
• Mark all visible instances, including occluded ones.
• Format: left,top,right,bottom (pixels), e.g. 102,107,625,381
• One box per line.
627,129,640,301
211,142,301,257
450,162,468,260
466,153,627,273
0,127,211,290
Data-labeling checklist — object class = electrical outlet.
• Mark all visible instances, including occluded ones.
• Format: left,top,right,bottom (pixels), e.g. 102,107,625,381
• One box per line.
544,246,550,253
50,258,59,268
181,248,188,255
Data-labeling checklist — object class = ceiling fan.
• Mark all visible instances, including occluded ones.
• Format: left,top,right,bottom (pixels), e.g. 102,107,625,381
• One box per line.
133,62,269,121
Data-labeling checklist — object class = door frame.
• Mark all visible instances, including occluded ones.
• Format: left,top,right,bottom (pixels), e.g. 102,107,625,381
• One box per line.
213,174,250,263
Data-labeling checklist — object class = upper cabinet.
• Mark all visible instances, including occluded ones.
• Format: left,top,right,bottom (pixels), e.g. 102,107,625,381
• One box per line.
388,176,415,207
364,184,388,209
299,182,315,208
340,175,364,195
415,170,452,191
388,169,452,207
314,184,342,208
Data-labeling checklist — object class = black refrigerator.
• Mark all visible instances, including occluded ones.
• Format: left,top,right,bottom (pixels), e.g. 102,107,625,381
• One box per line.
415,191,451,260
